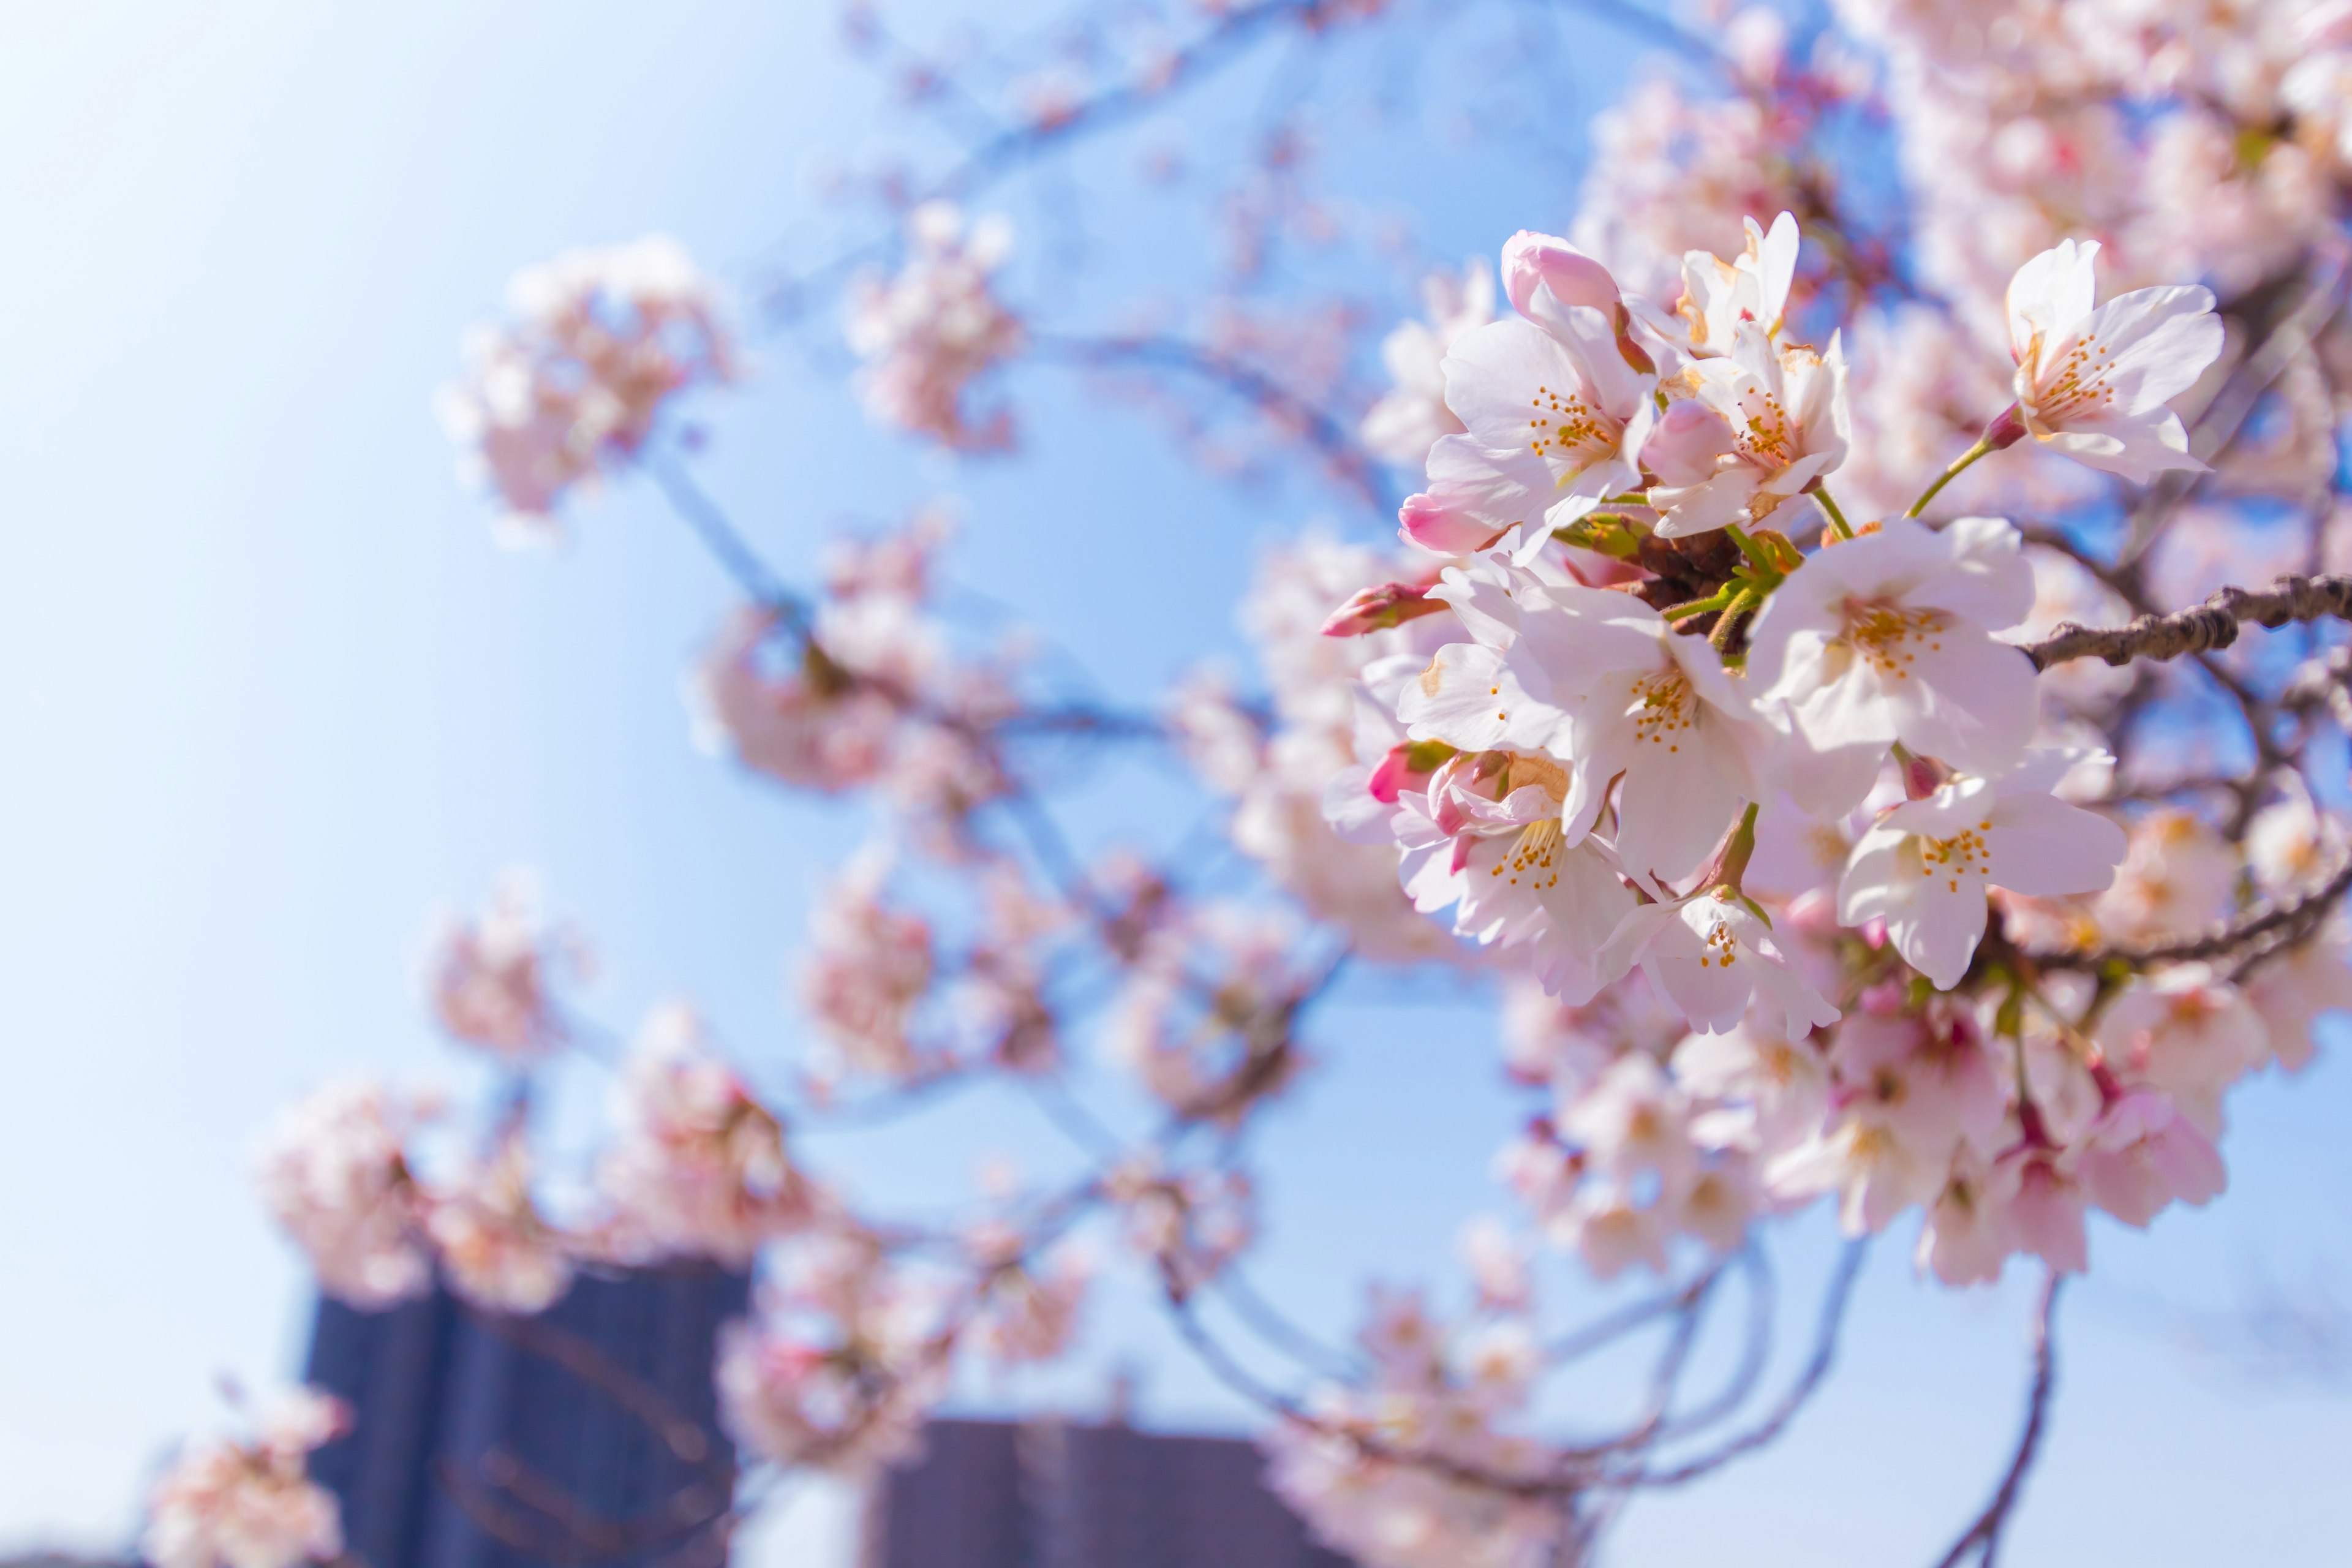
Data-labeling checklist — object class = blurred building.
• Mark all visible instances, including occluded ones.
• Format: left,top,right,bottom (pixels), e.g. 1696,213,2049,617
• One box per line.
303,1265,749,1568
863,1418,1359,1568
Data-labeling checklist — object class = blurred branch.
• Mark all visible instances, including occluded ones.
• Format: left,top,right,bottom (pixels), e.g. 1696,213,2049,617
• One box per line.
1930,1272,2064,1568
1030,330,1400,514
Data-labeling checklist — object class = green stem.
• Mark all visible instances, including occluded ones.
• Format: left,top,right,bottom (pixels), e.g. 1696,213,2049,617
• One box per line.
1662,587,1736,620
1814,486,1856,540
1709,586,1758,652
1905,436,1993,519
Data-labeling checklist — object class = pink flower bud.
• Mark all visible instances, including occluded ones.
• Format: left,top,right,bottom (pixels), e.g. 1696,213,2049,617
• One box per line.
1366,739,1456,803
1982,402,2027,450
1640,399,1736,487
1902,752,1948,800
1499,230,1621,319
1398,491,1504,555
1319,580,1449,637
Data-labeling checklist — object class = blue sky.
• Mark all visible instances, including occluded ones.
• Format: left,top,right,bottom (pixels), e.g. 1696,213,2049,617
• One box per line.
0,2,2345,1562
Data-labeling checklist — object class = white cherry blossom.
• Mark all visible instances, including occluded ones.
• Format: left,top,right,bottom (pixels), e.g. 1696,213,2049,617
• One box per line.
1400,293,1656,560
2002,238,2223,482
1838,751,2127,988
144,1392,349,1568
1362,261,1495,469
1746,514,2040,810
1645,325,1850,537
1548,607,1767,881
1597,892,1841,1036
1673,211,1801,357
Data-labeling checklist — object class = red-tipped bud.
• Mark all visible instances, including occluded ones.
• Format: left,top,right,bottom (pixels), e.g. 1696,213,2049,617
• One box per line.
1366,738,1457,803
1902,752,1950,800
1320,580,1449,637
1982,402,2028,451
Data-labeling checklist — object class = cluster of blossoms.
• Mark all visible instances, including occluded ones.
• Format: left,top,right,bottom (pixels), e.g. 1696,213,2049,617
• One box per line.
143,1390,348,1568
844,202,1025,450
714,1228,950,1476
1315,211,2336,1293
258,881,835,1319
437,236,736,545
688,504,1020,836
1264,1287,1558,1568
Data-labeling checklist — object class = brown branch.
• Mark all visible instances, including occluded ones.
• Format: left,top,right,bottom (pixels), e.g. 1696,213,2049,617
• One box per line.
2035,852,2352,974
2022,573,2352,672
1931,1272,2065,1568
1625,1238,1869,1488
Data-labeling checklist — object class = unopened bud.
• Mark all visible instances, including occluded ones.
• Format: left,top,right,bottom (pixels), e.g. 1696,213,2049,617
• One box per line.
1320,580,1449,637
1398,491,1505,556
1367,739,1456,804
1902,752,1949,800
1982,402,2027,451
1642,398,1738,487
1500,230,1621,318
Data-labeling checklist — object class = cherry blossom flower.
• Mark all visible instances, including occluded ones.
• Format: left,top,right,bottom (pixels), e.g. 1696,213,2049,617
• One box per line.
1746,514,2039,811
1999,238,2224,482
1596,892,1841,1036
1548,606,1767,881
717,1229,946,1477
2093,964,2271,1134
1388,749,1636,998
1361,261,1494,469
1106,1157,1257,1291
1771,1005,2005,1235
1643,324,1850,538
2244,919,2352,1072
1673,1017,1831,1158
438,236,734,545
1915,1145,2010,1286
2077,1089,2226,1227
424,1131,575,1315
688,608,903,793
1989,1146,2090,1275
1838,751,2127,988
967,1229,1090,1367
845,202,1023,450
798,853,937,1081
2092,809,2239,945
1673,211,1801,356
144,1390,349,1568
420,868,586,1061
1263,1289,1564,1568
597,1004,820,1264
255,1080,435,1310
1398,266,1656,559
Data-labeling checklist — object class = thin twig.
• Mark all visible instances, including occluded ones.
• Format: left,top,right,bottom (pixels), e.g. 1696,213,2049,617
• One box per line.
1930,1272,2065,1568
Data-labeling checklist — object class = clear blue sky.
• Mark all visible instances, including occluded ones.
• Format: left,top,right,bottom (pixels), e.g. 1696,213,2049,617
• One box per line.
0,2,2345,1562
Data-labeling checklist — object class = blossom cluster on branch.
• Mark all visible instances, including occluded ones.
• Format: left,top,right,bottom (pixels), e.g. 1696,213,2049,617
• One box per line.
149,2,2352,1566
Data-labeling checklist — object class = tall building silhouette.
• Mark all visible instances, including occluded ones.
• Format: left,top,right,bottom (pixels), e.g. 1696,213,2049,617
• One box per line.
303,1265,749,1568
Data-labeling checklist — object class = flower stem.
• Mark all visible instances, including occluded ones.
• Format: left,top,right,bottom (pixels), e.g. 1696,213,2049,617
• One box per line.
1662,586,1736,620
1709,586,1759,652
1906,435,1993,519
1814,486,1856,540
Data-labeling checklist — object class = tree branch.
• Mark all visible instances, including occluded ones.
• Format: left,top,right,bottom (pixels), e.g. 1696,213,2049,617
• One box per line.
2022,573,2352,672
1930,1272,2064,1568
